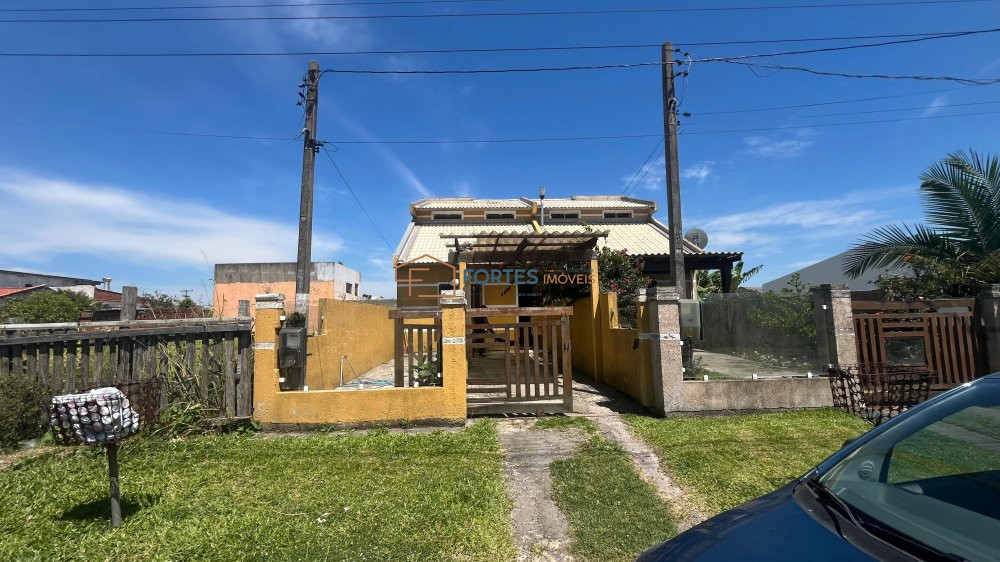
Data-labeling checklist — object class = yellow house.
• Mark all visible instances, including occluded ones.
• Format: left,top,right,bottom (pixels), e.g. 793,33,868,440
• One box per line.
392,195,741,308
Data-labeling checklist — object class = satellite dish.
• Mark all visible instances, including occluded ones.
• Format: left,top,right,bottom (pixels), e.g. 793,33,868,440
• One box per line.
684,228,709,250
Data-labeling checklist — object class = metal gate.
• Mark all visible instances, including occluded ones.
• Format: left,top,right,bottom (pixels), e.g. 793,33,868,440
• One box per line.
466,306,573,415
853,298,986,391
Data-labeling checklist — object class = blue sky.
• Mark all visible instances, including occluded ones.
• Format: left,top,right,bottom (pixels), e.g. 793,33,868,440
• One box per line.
0,0,998,300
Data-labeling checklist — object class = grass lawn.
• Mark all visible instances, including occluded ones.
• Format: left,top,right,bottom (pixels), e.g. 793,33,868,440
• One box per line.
627,408,870,516
550,437,677,562
0,421,514,562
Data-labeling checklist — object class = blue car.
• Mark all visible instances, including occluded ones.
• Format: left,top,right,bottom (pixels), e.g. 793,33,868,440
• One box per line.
639,374,1000,561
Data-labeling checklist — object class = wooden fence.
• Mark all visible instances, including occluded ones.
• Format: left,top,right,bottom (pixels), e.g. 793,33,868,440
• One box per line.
388,310,443,387
852,299,986,390
0,317,254,417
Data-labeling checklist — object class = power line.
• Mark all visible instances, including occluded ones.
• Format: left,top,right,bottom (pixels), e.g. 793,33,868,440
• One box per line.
0,0,535,12
678,107,1000,134
321,147,396,252
720,59,1000,85
621,138,665,195
690,85,973,114
0,29,990,57
687,27,1000,61
1,0,996,23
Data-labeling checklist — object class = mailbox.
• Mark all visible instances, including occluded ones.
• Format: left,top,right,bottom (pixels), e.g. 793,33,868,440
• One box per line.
279,326,307,369
678,299,702,340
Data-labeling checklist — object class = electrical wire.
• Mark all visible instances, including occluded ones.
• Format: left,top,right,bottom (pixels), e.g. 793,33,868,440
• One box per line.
623,152,665,197
321,146,396,252
678,107,1000,134
718,59,1000,85
1,29,993,57
0,0,548,12
691,85,973,114
621,138,665,195
1,0,996,23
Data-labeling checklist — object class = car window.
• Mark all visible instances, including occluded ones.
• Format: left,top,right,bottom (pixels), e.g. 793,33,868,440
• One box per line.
817,383,1000,562
888,406,1000,486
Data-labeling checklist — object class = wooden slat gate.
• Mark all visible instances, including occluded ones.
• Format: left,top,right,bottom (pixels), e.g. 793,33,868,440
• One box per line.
390,311,444,387
466,306,573,415
852,299,986,391
0,318,254,417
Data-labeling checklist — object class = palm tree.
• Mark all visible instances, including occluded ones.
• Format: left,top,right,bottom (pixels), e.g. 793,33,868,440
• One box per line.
697,260,763,294
844,150,1000,285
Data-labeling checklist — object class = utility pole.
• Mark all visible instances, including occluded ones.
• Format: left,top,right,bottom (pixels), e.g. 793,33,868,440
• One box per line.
661,42,686,293
295,61,321,322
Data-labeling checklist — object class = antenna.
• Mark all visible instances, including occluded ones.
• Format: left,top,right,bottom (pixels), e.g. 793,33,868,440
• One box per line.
684,228,709,250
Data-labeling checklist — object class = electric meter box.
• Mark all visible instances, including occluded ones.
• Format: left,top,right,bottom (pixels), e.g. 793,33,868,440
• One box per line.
278,326,307,369
678,299,702,340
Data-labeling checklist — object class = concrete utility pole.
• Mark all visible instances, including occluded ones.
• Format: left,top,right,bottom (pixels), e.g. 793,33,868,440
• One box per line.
295,61,321,321
661,43,686,293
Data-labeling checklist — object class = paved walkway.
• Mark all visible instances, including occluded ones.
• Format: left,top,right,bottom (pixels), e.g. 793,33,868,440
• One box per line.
693,348,809,378
496,379,704,561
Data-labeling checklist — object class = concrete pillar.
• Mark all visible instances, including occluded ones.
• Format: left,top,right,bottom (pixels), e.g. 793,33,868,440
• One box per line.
643,286,684,415
978,284,1000,373
252,293,284,417
440,291,469,415
811,283,857,368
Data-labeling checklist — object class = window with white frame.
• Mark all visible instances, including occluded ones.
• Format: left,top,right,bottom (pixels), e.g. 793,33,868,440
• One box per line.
548,211,580,220
603,211,633,219
485,212,516,220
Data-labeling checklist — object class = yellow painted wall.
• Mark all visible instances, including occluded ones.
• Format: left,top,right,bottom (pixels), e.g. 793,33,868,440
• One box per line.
570,292,655,408
253,296,468,427
305,299,395,390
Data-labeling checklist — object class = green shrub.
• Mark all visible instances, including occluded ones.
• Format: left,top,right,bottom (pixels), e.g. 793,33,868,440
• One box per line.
0,375,52,449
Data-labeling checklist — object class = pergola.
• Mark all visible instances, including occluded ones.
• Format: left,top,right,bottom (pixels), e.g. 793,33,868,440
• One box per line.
684,251,744,293
443,231,609,265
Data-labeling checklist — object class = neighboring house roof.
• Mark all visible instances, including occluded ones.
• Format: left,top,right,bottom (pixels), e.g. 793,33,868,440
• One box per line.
94,288,123,304
396,220,700,263
0,269,101,286
410,195,656,211
761,250,905,292
0,285,50,299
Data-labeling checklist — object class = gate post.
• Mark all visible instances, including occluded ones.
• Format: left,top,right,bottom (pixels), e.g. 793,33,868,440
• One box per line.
811,283,858,368
440,291,469,418
643,286,684,415
252,293,284,420
978,284,1000,373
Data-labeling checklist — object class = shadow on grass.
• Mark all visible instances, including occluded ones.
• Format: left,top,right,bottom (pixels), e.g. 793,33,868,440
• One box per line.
58,493,160,522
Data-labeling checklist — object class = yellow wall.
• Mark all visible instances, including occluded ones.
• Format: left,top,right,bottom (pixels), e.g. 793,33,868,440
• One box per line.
305,299,395,390
570,292,655,408
253,295,468,427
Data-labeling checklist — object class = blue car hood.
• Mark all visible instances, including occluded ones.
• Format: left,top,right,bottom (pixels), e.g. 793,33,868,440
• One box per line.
638,482,876,562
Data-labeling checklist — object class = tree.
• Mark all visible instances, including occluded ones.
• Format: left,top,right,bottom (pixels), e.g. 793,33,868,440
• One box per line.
696,260,763,295
844,150,1000,297
597,247,650,327
0,290,101,323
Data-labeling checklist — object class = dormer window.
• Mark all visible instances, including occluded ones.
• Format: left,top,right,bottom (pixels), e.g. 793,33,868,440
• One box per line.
485,212,515,220
603,211,633,219
548,212,579,220
432,212,463,220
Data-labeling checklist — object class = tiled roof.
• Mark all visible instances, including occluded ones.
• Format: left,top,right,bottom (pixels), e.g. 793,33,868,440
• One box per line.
397,221,691,263
411,195,655,211
94,288,122,303
414,198,532,210
533,197,654,209
0,285,47,297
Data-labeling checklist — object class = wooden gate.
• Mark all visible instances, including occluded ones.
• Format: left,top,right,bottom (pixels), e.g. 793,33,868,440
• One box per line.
852,299,986,391
466,306,573,415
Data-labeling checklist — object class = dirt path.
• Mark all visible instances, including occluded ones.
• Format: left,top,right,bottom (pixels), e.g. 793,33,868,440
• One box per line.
497,419,588,562
0,446,52,471
571,380,706,532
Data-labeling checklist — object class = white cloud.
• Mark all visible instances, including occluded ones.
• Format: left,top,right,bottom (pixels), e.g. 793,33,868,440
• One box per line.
690,186,914,252
920,95,948,118
743,136,814,158
0,172,342,267
681,161,714,184
331,110,432,198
